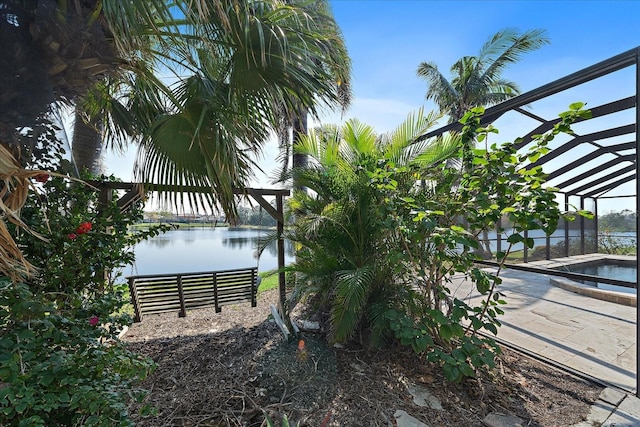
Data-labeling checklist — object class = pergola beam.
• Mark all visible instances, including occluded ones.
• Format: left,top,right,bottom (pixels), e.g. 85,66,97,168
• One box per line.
554,155,636,188
513,97,636,150
527,125,636,169
581,173,636,198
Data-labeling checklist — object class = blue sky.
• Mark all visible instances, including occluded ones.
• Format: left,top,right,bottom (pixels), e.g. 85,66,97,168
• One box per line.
321,1,639,127
103,0,640,212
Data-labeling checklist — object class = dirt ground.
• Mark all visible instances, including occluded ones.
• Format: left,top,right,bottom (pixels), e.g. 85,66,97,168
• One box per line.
123,289,602,426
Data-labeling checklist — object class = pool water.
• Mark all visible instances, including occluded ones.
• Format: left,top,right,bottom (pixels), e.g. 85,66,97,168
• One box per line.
564,263,637,294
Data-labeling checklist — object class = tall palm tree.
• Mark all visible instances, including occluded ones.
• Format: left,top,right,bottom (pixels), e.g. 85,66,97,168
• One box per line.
71,106,103,175
0,0,351,277
102,0,352,219
417,28,549,257
416,28,549,123
274,0,351,188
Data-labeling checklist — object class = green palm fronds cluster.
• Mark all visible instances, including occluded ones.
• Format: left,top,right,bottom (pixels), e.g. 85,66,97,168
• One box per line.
417,28,549,122
283,109,460,343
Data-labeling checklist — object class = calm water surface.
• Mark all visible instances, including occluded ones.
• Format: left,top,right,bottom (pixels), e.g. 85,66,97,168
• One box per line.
565,263,637,294
126,227,293,276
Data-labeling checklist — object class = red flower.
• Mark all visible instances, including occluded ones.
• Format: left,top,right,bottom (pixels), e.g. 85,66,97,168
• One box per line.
89,316,99,326
76,222,92,235
67,233,77,240
34,173,49,183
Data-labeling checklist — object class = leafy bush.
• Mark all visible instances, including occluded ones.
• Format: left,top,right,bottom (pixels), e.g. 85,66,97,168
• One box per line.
284,104,591,382
598,231,636,255
0,172,171,425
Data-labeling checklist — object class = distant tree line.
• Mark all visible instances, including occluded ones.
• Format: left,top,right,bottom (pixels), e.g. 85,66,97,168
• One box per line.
599,209,636,232
237,206,277,227
140,206,277,227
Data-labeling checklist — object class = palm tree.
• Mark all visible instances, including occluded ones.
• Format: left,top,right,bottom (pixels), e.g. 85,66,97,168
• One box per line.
84,0,351,219
273,0,351,188
417,28,549,257
416,28,549,123
0,0,351,277
282,109,460,343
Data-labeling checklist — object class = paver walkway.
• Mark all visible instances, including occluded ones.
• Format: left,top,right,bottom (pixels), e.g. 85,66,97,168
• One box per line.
574,387,640,427
451,265,637,392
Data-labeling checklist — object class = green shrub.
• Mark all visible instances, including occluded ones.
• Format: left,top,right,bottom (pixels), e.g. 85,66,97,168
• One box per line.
283,104,591,382
1,172,170,425
598,231,636,255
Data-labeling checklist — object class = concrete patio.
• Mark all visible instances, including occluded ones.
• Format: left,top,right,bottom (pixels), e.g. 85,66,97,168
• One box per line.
452,257,640,425
451,258,637,392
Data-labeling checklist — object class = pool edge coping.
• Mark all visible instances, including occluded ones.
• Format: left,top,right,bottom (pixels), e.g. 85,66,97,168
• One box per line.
529,254,637,307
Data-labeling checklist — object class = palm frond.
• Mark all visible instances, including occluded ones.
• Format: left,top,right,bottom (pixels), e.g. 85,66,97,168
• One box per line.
417,61,459,114
479,28,549,89
382,108,442,164
330,265,376,342
412,132,463,168
340,119,377,164
476,28,522,64
0,145,56,280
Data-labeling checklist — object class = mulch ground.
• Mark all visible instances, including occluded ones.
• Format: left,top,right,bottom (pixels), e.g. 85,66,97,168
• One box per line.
123,289,602,426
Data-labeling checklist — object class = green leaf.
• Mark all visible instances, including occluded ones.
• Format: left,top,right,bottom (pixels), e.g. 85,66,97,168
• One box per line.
39,373,54,386
444,365,462,383
577,209,594,219
484,323,498,335
506,234,523,244
459,362,476,378
470,317,483,330
440,324,454,341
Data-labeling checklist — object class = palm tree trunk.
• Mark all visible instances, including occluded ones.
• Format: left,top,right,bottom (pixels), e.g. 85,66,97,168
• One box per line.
292,106,308,192
71,105,103,176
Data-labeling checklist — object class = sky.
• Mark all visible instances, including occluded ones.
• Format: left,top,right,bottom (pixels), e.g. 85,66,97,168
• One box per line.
102,0,640,213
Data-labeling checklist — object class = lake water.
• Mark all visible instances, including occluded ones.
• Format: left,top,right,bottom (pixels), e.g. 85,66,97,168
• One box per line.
125,227,293,277
125,227,635,278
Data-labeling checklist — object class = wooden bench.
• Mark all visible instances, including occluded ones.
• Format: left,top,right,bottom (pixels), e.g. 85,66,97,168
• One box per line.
127,267,260,322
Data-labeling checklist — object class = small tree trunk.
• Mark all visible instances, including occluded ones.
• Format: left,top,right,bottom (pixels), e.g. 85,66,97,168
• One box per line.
72,105,103,176
292,107,308,192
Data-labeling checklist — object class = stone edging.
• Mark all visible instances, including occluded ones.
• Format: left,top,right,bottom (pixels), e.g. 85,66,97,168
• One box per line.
550,277,636,307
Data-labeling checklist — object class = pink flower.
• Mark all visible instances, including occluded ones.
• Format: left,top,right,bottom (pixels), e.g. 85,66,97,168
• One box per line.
68,233,77,240
76,222,92,235
89,316,99,326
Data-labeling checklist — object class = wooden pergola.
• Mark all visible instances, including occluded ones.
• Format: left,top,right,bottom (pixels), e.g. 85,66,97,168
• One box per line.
90,180,290,314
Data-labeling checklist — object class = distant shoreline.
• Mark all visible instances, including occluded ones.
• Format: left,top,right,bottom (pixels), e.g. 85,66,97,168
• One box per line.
129,223,278,230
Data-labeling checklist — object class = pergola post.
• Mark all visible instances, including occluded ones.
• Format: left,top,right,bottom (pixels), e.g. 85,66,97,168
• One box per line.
276,194,287,319
564,193,570,257
245,188,290,318
580,196,586,255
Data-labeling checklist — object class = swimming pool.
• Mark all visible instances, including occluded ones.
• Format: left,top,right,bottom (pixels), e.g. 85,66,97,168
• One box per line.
560,260,636,294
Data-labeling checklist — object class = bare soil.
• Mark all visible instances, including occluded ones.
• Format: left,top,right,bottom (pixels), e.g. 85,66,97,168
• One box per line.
123,289,602,426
